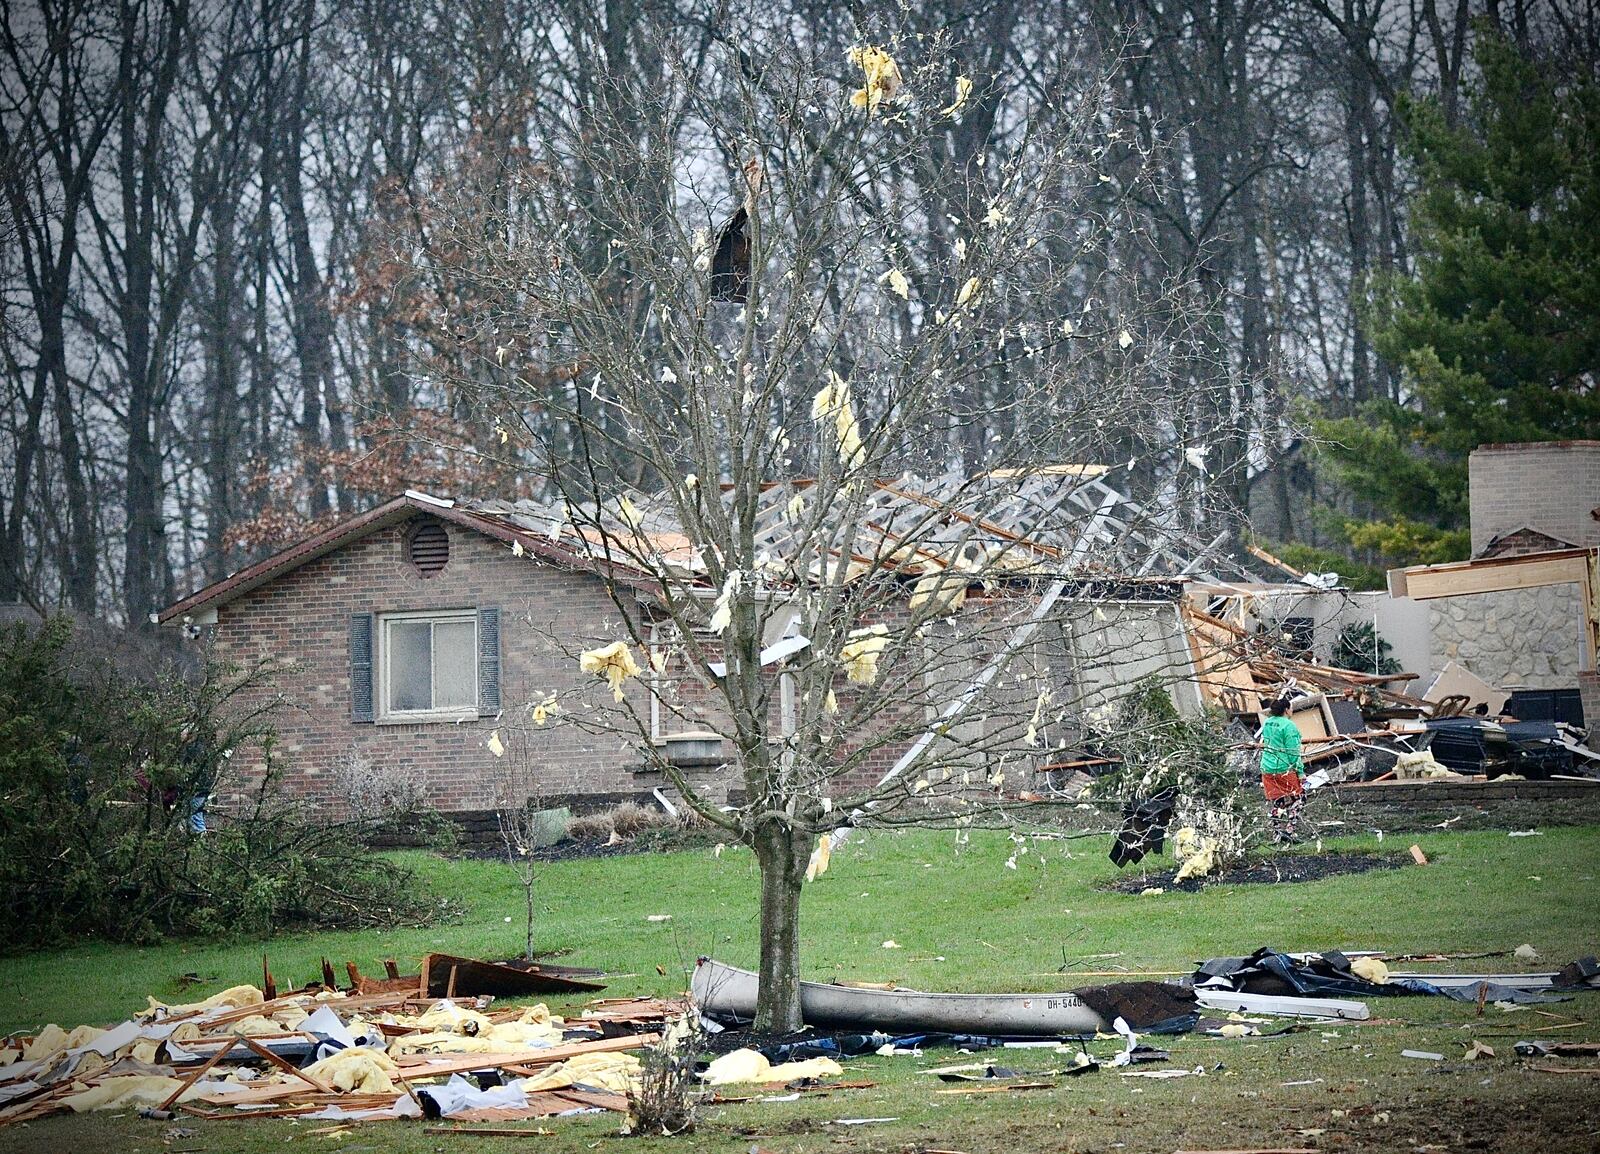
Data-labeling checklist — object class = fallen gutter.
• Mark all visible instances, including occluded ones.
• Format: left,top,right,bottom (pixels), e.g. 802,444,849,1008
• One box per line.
1193,990,1371,1021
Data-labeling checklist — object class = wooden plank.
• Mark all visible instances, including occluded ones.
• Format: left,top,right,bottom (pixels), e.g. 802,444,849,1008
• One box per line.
1193,990,1369,1020
194,1082,317,1107
240,1036,335,1093
183,1031,315,1048
936,1081,1059,1095
1396,552,1591,601
156,1040,235,1111
187,1102,326,1120
551,1087,630,1112
393,1033,657,1082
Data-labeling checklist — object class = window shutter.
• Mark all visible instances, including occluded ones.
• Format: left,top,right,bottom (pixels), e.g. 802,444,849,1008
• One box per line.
350,613,375,723
478,607,501,714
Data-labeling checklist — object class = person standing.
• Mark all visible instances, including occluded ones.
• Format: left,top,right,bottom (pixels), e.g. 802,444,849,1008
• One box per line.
1259,698,1306,842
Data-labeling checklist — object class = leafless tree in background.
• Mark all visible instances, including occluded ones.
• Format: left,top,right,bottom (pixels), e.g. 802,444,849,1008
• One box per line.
3,0,1597,619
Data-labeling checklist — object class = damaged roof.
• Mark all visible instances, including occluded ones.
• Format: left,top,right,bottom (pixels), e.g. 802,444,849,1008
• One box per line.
160,472,1282,625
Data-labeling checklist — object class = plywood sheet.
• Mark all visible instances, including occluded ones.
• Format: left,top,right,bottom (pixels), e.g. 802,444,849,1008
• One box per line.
1421,660,1509,715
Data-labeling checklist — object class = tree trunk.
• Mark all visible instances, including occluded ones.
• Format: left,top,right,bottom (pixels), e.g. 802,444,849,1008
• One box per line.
524,879,536,961
53,358,96,610
3,355,50,605
285,0,332,518
751,820,806,1033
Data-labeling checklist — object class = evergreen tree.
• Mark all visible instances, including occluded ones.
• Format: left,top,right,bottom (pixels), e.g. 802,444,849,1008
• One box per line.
1318,35,1600,566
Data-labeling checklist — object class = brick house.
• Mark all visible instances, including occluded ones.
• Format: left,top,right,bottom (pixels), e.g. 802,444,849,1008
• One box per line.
159,491,708,817
160,478,1280,819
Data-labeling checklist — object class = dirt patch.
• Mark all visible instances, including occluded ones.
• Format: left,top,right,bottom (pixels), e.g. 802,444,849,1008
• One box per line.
1103,850,1404,893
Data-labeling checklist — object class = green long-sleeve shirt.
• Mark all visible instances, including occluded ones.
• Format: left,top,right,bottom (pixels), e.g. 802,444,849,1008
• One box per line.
1259,714,1305,776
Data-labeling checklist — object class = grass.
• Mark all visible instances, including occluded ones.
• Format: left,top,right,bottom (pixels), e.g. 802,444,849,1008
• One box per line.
3,823,1598,1153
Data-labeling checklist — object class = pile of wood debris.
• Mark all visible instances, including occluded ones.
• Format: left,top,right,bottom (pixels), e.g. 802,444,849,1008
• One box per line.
0,964,686,1129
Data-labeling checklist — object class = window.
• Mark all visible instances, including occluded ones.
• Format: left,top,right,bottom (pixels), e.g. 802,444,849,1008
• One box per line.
378,610,478,720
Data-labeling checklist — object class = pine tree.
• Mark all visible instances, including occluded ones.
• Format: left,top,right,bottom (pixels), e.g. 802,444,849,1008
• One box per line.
1319,35,1600,566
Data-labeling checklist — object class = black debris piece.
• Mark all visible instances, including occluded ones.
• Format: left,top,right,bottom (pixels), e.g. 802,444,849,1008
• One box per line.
1109,788,1176,867
1329,698,1366,736
1123,1044,1170,1064
1506,687,1585,729
1195,948,1570,1005
709,207,750,302
1072,982,1199,1034
1555,956,1600,987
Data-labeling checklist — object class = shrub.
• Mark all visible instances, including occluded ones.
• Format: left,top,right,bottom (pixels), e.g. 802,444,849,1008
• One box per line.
625,1026,702,1136
1085,677,1268,870
1087,677,1238,804
1332,621,1402,676
0,616,448,948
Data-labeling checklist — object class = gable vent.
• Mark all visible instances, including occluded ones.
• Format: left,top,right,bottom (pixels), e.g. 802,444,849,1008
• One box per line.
408,521,450,575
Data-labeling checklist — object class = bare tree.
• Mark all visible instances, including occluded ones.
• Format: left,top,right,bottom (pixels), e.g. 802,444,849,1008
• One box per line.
413,21,1247,1030
490,730,550,963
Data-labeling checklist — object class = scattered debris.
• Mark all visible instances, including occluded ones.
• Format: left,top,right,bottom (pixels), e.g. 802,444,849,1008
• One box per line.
1513,1040,1600,1057
1195,947,1585,1009
1401,1049,1444,1060
1515,944,1540,961
1409,844,1429,865
701,1049,844,1086
0,968,659,1130
1073,983,1198,1034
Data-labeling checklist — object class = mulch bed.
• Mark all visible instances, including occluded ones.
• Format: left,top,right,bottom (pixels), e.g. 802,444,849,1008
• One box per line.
1103,850,1405,893
454,830,721,863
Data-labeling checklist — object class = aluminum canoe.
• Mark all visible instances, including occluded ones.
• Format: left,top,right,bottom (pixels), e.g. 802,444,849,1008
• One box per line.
690,957,1106,1035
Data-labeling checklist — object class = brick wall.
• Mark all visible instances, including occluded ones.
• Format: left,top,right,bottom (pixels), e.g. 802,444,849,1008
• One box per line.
209,514,738,814
1331,779,1600,805
205,513,1190,817
1580,672,1600,738
1468,441,1600,556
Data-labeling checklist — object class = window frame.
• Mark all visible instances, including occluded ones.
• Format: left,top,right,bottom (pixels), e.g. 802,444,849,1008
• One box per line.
376,608,480,723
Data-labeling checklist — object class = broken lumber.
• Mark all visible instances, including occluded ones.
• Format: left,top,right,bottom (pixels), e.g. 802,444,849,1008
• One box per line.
155,1041,235,1112
421,953,607,998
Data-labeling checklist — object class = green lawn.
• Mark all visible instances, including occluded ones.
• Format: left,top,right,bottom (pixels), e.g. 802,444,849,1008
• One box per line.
3,824,1599,1153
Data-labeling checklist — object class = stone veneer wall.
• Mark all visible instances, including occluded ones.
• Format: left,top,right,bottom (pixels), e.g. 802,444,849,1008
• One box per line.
1427,584,1585,689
